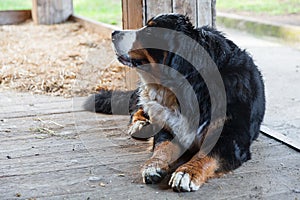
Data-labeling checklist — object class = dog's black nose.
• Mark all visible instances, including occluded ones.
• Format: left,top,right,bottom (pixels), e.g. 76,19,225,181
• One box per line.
112,30,120,37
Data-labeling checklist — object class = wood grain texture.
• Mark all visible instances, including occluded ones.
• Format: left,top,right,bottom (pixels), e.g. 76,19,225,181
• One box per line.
122,0,143,29
173,0,197,26
121,0,143,88
0,10,31,25
143,0,214,27
145,0,172,22
1,91,299,199
260,125,300,151
32,0,73,25
70,15,120,38
197,0,212,26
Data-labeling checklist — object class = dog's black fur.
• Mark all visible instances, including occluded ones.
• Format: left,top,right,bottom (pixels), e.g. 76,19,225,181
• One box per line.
85,13,265,178
84,89,138,115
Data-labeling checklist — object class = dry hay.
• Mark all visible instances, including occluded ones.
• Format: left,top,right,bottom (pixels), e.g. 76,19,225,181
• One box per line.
0,20,132,98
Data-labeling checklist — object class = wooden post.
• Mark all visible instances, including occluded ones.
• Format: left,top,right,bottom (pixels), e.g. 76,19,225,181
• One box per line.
121,0,215,89
140,0,215,27
122,0,143,29
144,0,172,24
121,0,215,29
211,0,216,28
173,0,197,26
32,0,73,25
121,0,143,90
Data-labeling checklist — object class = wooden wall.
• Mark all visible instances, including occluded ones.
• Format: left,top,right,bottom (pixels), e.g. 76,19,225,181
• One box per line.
122,0,216,29
122,0,144,29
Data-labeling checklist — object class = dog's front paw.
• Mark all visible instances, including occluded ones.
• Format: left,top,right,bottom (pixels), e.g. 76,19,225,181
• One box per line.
168,154,220,192
141,158,169,184
128,120,150,136
142,166,167,184
169,171,202,192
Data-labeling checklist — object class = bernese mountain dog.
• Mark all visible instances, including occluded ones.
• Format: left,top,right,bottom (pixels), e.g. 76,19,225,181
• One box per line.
84,13,265,192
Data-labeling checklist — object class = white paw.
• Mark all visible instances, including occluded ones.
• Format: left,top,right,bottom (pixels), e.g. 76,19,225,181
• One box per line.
128,120,151,138
142,166,166,184
169,172,200,192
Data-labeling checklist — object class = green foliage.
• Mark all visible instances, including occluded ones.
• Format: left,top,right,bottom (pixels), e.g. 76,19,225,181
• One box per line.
73,0,122,25
0,0,31,10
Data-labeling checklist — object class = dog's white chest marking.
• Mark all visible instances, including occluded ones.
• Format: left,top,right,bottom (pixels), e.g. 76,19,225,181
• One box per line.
139,84,197,148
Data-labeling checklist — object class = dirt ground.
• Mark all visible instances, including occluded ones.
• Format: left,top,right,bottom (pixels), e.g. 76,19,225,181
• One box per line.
0,20,129,97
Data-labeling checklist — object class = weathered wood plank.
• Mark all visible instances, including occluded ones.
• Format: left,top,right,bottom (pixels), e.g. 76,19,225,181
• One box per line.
32,0,73,25
211,0,216,27
70,15,120,38
121,0,129,28
120,0,143,89
1,150,148,177
0,10,31,25
197,0,213,26
260,125,300,151
0,91,70,105
1,135,299,199
0,104,82,119
145,0,172,21
173,0,197,26
0,92,86,118
143,0,214,27
0,111,129,142
122,0,143,29
1,92,299,199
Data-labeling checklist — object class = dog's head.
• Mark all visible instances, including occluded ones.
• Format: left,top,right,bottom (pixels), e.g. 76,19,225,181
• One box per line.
112,13,195,70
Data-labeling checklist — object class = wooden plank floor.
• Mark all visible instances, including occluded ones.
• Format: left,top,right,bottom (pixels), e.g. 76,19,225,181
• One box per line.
1,91,299,200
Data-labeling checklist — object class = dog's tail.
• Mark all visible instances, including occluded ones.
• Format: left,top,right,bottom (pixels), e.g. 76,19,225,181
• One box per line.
83,89,139,115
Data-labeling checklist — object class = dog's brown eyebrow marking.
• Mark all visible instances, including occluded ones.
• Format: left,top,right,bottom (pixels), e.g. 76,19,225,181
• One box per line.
147,20,156,26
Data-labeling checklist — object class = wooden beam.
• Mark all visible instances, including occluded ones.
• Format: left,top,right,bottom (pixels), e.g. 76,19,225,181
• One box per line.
197,0,213,27
32,0,73,25
122,0,143,29
0,10,31,25
70,15,120,38
121,0,143,90
173,0,197,26
260,125,300,152
211,0,216,28
145,0,172,21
